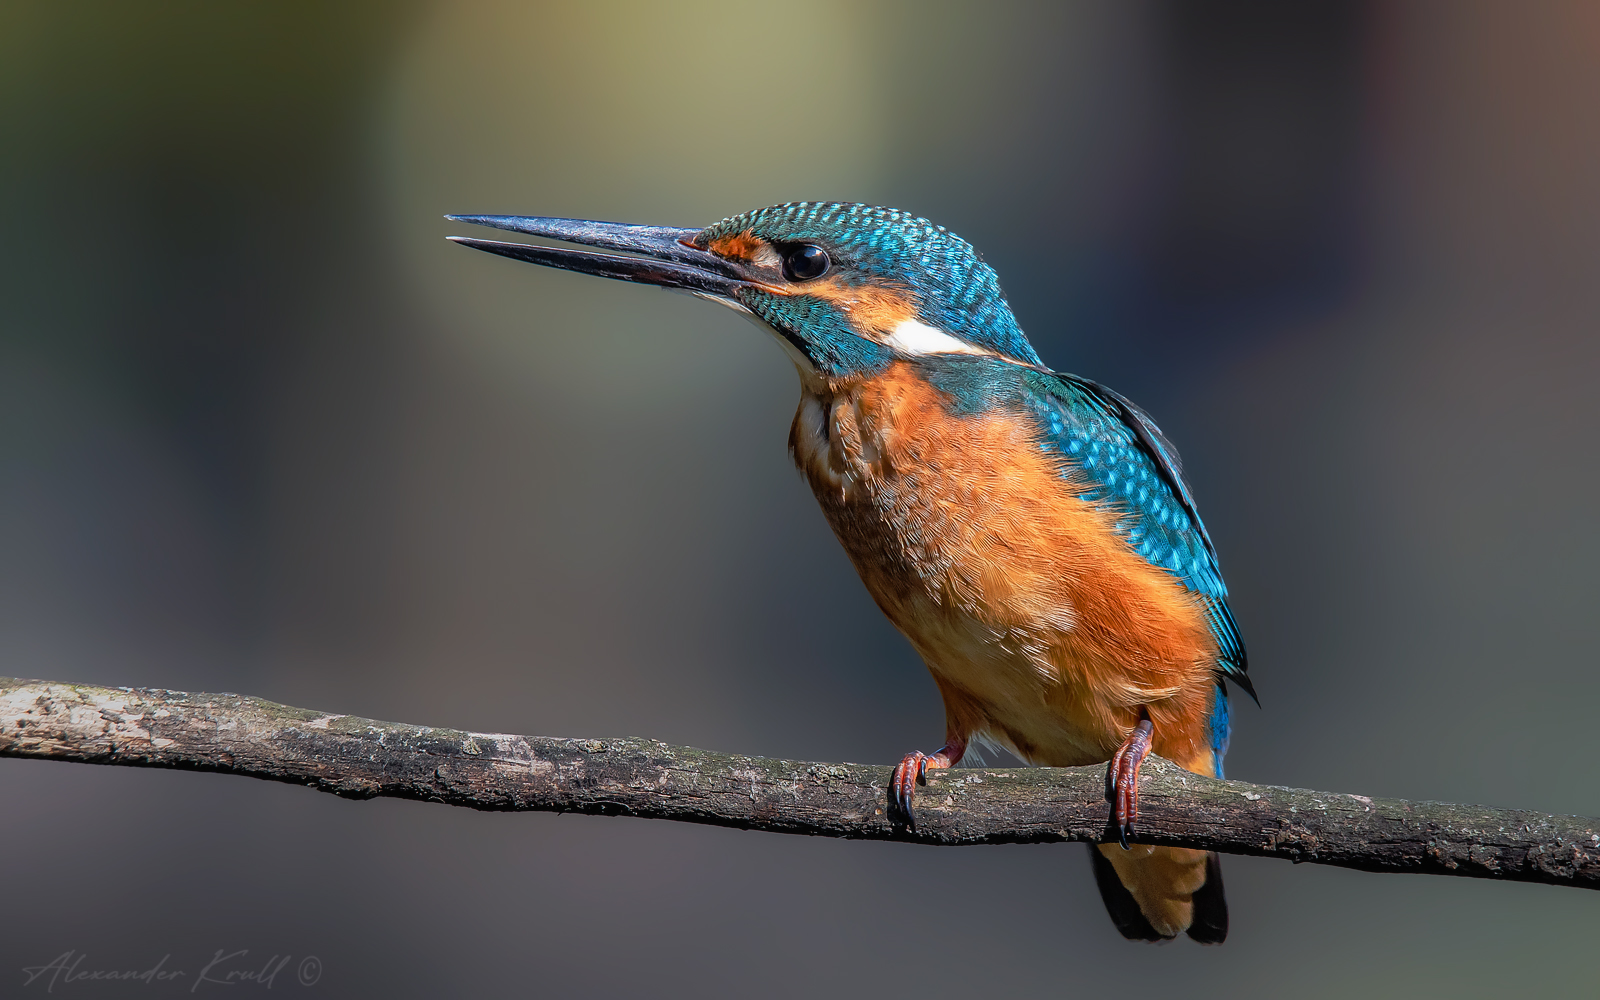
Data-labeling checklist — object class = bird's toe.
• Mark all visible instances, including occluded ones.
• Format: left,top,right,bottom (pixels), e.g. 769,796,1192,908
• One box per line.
891,751,928,827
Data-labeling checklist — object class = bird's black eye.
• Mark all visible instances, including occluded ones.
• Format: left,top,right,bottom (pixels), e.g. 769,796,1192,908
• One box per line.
782,244,830,282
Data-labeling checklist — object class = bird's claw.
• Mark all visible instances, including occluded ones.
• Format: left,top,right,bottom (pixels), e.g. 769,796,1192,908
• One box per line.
891,744,961,828
1107,713,1154,849
891,750,930,827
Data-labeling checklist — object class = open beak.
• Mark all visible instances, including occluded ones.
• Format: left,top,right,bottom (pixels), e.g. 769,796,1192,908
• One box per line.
445,215,751,298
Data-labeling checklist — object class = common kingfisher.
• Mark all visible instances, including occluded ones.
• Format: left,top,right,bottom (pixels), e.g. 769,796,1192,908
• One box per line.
447,202,1257,943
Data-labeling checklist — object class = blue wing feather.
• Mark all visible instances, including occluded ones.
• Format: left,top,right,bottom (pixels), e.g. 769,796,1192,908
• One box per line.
914,357,1255,704
1019,369,1256,704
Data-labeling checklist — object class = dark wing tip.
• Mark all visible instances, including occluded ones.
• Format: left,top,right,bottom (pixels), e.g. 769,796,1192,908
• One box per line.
1087,845,1173,942
1228,670,1260,707
1185,853,1229,944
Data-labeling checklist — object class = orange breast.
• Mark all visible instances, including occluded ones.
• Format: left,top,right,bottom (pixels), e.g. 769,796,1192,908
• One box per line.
790,362,1219,771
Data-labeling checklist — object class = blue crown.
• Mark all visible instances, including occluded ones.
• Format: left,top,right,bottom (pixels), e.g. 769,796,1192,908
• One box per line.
701,202,1041,366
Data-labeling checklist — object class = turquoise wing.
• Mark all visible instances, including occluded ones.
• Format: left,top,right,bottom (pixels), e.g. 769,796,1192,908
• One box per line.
1021,368,1255,704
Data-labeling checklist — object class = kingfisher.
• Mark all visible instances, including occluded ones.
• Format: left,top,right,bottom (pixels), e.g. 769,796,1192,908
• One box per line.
447,202,1256,943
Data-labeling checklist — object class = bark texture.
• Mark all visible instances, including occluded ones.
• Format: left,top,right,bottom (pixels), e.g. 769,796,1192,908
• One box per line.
3,677,1597,890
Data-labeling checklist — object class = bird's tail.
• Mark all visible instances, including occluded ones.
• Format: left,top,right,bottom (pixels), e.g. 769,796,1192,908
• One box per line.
1089,844,1227,943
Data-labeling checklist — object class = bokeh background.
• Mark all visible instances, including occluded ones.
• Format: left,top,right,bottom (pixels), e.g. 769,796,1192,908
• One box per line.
4,1,1599,995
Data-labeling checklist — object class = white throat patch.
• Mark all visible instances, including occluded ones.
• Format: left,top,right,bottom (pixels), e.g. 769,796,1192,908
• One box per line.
689,291,995,386
880,317,995,357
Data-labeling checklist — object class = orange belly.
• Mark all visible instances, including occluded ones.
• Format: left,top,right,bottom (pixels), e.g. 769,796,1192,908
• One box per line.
790,362,1219,772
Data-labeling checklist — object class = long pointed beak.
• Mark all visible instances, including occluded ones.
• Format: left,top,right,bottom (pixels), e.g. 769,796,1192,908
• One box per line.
445,215,750,297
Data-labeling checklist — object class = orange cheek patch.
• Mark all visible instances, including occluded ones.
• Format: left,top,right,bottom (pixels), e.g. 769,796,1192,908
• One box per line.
802,278,920,337
696,237,923,340
703,229,764,260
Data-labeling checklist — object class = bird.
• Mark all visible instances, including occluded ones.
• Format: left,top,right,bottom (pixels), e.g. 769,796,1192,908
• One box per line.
446,202,1256,943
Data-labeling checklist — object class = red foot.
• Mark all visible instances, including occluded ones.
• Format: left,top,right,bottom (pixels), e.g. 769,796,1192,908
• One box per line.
1107,710,1154,849
890,737,966,828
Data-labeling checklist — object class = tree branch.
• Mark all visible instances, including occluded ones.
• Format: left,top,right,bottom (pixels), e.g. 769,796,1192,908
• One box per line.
3,677,1596,890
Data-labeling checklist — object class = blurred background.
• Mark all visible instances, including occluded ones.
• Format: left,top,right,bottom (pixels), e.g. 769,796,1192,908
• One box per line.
3,0,1598,995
